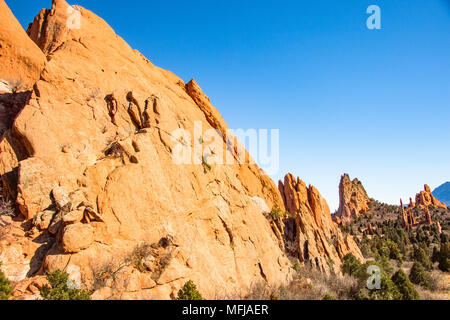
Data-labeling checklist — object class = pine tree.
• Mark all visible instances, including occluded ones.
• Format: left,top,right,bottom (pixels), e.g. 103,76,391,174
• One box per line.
341,253,362,277
413,247,433,271
437,242,450,272
409,262,437,291
391,269,419,300
177,280,203,300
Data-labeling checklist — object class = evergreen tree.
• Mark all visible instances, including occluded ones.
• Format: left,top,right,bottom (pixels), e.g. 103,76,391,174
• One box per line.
0,263,12,300
341,253,362,277
391,269,419,300
40,270,91,300
409,262,437,291
437,242,450,272
413,247,433,271
177,280,203,300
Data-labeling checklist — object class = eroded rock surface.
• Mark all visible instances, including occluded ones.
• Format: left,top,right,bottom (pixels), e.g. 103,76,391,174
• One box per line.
415,184,447,209
336,174,371,224
279,174,364,275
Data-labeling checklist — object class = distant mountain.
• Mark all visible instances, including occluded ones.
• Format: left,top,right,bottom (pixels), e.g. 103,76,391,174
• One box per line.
433,182,450,206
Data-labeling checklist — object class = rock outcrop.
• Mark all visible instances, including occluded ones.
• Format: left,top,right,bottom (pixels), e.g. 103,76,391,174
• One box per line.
400,184,447,228
0,0,294,299
336,174,371,223
278,174,364,275
415,184,447,209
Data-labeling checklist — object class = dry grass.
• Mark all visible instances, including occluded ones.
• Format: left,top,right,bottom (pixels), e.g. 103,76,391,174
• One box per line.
415,270,450,300
216,265,359,300
90,237,175,295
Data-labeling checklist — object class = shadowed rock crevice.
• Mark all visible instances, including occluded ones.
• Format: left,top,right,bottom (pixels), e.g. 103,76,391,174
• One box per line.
0,91,32,141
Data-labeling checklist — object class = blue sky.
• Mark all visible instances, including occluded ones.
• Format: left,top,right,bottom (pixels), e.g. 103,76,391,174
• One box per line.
7,0,450,210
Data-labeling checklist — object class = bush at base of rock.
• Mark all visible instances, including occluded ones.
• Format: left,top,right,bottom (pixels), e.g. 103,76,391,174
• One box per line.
39,270,91,300
0,263,12,300
176,280,203,300
341,253,362,277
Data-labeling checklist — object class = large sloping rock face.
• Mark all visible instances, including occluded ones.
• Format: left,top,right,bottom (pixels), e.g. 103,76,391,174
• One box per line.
336,174,371,224
0,0,46,89
278,174,364,275
1,0,294,299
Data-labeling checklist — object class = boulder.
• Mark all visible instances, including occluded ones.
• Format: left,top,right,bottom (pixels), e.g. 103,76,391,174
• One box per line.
63,210,84,225
62,223,94,253
33,210,56,230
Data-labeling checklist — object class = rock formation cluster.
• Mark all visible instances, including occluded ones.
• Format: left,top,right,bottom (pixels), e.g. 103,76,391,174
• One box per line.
278,174,364,275
400,184,447,228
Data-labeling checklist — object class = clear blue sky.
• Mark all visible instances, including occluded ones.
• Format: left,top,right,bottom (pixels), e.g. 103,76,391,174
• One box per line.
7,0,450,210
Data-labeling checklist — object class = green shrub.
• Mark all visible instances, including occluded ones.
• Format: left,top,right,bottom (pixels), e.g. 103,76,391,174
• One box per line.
177,280,203,300
358,261,402,300
202,156,211,171
0,263,12,300
294,261,302,273
409,262,437,290
268,205,290,220
356,289,369,300
437,243,450,272
322,294,337,300
432,246,440,263
387,241,403,264
40,270,91,300
341,253,362,277
376,255,393,275
368,271,402,300
391,269,419,300
413,247,433,271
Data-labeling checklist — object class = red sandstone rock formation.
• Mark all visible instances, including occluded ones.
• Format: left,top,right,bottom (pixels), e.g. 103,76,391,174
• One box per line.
336,174,371,224
415,184,447,209
409,197,415,208
399,184,447,230
400,199,409,227
278,174,364,275
424,207,432,225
